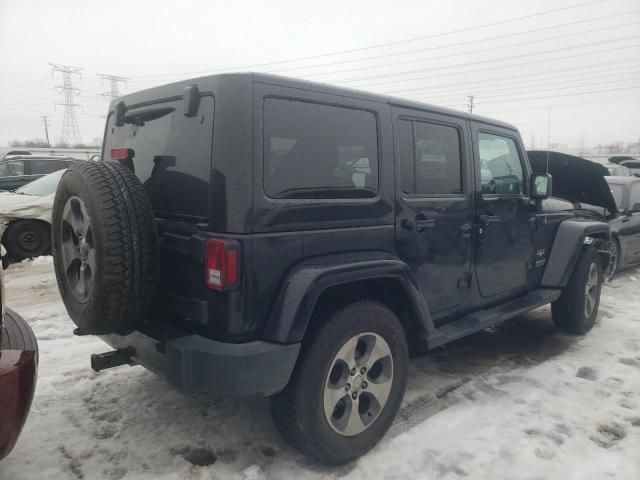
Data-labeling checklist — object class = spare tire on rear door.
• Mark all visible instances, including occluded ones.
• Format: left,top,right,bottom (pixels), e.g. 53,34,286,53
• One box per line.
51,161,159,335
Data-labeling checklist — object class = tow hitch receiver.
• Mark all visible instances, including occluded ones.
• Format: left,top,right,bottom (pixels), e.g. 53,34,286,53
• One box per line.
91,347,135,372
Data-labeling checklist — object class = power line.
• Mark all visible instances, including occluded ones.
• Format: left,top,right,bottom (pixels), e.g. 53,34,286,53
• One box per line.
350,42,640,88
121,0,606,80
274,18,640,79
409,74,640,104
381,59,640,96
50,63,83,145
337,34,640,85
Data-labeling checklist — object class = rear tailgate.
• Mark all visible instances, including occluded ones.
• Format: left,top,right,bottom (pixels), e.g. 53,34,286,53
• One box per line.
102,90,216,329
103,94,215,221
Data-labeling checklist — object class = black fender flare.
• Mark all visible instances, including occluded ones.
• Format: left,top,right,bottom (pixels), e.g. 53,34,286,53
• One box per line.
262,251,434,344
541,219,610,287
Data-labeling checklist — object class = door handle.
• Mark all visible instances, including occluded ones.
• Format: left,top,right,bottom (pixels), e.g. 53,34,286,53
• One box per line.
460,223,473,239
403,218,436,232
478,214,501,227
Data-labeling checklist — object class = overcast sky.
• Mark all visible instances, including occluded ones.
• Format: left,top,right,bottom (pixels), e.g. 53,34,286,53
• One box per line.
1,0,638,149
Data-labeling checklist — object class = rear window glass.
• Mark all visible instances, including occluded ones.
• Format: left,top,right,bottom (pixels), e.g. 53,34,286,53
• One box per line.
263,99,378,199
104,96,214,219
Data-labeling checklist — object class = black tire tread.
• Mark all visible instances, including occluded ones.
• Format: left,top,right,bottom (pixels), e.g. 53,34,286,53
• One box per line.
1,309,38,353
270,300,408,465
51,161,158,335
552,246,601,335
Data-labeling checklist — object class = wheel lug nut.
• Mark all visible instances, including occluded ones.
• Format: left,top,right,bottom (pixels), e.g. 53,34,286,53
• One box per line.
350,368,356,376
362,381,368,389
345,383,351,391
360,367,367,374
352,392,357,400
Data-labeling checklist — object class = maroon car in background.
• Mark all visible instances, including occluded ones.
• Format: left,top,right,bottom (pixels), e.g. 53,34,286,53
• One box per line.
0,264,38,460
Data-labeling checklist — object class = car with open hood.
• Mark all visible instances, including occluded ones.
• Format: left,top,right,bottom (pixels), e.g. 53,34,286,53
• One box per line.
528,150,637,281
602,176,640,280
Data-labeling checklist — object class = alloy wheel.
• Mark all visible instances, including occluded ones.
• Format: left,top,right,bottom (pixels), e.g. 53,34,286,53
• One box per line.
323,332,394,437
60,196,96,303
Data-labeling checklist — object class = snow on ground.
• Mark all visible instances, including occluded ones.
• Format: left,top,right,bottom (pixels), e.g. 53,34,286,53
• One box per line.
1,258,639,480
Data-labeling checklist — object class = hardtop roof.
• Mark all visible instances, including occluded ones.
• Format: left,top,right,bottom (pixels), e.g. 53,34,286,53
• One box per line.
110,72,518,132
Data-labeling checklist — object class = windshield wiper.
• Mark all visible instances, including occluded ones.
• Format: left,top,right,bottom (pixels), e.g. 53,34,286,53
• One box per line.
122,106,175,126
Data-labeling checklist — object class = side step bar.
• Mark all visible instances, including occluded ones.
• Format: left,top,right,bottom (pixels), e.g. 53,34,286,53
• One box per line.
427,288,562,349
91,347,135,372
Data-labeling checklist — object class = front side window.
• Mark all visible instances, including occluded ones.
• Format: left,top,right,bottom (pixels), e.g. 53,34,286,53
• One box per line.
478,132,524,195
263,99,378,199
399,120,462,195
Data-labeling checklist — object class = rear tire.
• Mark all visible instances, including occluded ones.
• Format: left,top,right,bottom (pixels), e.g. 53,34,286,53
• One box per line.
270,301,408,465
1,309,38,356
4,220,50,260
552,246,602,335
51,161,159,335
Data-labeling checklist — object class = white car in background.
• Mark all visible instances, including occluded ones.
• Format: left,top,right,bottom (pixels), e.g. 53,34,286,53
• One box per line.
0,169,65,261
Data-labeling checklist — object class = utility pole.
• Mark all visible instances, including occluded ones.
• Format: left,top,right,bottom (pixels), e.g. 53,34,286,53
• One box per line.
467,95,475,114
50,63,82,145
97,73,128,101
41,115,50,147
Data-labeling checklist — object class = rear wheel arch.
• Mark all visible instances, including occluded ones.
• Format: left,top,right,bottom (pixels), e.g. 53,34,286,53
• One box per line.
262,256,434,346
306,277,429,350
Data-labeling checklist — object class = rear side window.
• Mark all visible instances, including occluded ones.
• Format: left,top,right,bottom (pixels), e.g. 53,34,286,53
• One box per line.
398,120,463,195
29,159,66,175
263,99,378,199
104,96,215,219
0,160,24,176
478,132,524,195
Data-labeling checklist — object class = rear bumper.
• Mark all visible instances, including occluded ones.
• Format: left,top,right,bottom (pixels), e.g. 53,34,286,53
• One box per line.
0,347,37,460
99,330,300,396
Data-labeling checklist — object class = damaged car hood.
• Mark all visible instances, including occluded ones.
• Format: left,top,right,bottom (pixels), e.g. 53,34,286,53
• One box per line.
0,191,54,229
528,150,617,215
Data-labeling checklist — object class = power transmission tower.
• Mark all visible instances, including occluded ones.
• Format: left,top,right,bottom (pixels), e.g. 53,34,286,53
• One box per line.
41,115,50,147
97,74,128,101
467,95,475,114
50,63,82,145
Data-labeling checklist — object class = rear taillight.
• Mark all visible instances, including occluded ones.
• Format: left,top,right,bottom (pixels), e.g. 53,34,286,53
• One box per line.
205,239,239,291
110,148,134,161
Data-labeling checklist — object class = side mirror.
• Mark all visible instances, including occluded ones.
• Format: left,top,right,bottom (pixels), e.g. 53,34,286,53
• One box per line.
530,173,552,200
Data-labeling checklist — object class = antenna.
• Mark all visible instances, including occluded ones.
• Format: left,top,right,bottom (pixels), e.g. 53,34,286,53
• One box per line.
546,105,552,173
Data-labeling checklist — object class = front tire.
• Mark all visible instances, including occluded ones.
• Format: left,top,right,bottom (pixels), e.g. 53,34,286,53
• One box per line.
604,238,619,282
270,301,408,465
552,246,602,334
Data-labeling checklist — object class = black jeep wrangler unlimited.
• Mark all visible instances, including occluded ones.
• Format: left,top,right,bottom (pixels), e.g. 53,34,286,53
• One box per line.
51,73,610,465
